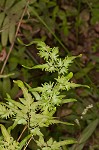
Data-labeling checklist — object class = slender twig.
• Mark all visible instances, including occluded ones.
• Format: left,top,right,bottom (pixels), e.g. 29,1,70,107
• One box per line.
17,125,28,142
0,0,30,74
23,135,33,150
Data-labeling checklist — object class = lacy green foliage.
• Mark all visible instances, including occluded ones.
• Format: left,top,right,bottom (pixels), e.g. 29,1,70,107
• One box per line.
0,124,20,150
0,42,88,149
33,41,80,74
0,124,32,150
0,137,19,150
0,104,14,119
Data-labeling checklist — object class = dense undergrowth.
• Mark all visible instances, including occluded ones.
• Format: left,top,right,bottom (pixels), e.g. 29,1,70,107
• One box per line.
0,0,99,150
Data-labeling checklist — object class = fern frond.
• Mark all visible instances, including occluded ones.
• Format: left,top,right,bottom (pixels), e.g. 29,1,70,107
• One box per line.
0,104,14,119
36,41,59,61
0,124,20,150
0,42,88,149
32,41,82,75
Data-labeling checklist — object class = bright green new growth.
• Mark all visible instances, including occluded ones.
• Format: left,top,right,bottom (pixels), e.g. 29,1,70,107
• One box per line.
32,41,81,74
0,42,88,149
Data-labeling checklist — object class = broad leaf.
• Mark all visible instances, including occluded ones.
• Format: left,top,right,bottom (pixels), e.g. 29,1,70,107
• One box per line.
1,16,9,46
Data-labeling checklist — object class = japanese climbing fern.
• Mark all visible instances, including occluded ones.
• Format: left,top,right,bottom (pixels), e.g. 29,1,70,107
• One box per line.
0,41,88,150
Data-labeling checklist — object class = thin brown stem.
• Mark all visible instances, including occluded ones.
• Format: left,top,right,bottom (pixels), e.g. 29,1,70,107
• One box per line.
17,125,28,142
0,0,30,74
23,135,33,150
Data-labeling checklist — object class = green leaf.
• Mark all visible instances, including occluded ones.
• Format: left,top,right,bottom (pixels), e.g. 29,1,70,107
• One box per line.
1,16,9,46
9,21,15,44
0,124,10,143
2,78,11,97
5,0,16,10
47,138,53,146
17,37,25,45
0,12,5,28
66,72,73,80
52,119,74,126
31,91,41,100
6,94,24,110
0,103,14,119
10,83,19,98
0,0,5,7
14,80,24,88
52,139,77,149
62,98,77,104
9,0,26,20
32,64,49,70
14,80,33,103
52,6,59,19
17,118,27,124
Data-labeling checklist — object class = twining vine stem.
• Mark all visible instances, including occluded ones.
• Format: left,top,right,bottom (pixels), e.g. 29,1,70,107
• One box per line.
0,0,30,74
